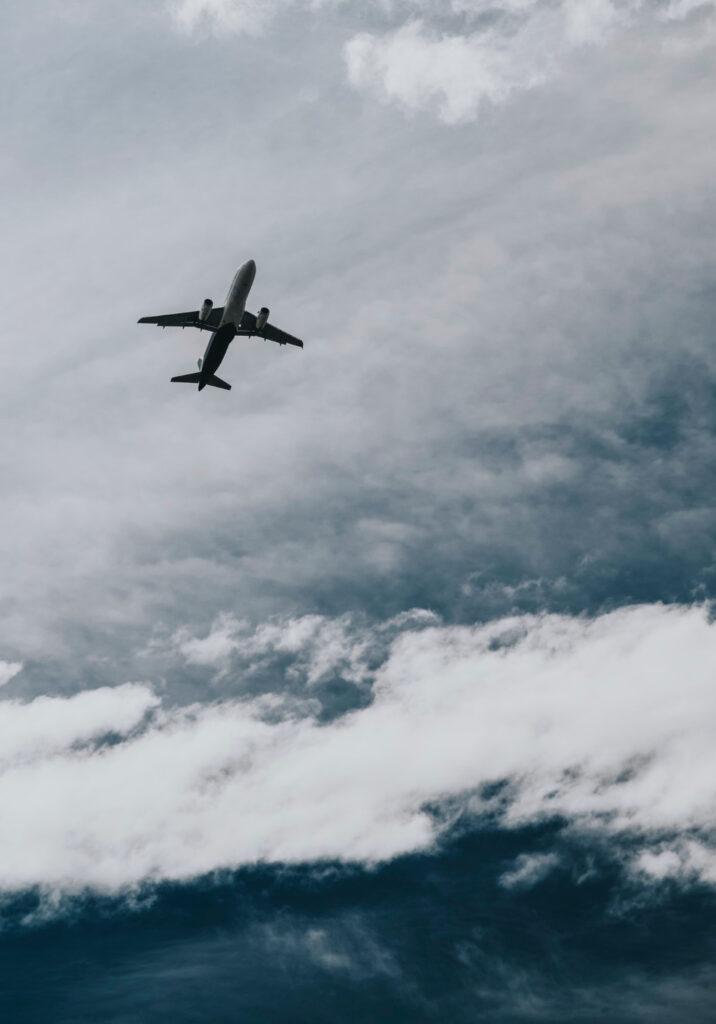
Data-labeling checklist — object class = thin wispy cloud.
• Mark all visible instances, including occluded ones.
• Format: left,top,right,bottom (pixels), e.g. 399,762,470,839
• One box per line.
170,608,437,682
168,0,334,35
498,851,562,890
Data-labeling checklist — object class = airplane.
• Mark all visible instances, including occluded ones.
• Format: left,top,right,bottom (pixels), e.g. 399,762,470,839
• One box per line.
138,259,303,391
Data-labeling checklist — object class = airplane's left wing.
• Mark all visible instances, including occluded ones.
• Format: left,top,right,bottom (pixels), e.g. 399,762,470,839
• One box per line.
138,307,225,331
236,311,303,348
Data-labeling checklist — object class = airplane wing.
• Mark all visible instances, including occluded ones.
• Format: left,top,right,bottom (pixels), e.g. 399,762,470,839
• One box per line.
138,307,225,331
236,311,303,348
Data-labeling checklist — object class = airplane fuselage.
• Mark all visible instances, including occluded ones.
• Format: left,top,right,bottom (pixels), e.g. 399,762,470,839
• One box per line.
198,259,256,390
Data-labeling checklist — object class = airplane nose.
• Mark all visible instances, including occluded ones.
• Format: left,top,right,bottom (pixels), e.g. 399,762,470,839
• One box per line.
245,259,256,274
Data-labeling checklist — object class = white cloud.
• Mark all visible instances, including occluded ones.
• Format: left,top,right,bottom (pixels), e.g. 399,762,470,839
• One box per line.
172,608,438,683
0,684,158,767
174,612,249,669
0,604,715,895
0,662,22,688
563,0,621,46
344,1,716,122
345,17,555,123
634,839,716,885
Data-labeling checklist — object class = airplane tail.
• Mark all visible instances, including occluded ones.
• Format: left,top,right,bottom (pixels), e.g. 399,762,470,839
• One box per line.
170,372,231,390
171,372,201,384
205,375,231,390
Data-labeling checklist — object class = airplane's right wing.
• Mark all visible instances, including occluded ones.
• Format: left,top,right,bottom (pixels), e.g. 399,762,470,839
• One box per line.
138,307,225,331
259,322,304,348
237,311,303,348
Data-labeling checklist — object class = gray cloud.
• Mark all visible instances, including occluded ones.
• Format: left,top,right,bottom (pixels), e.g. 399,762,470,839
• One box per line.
343,1,716,121
166,0,716,122
4,6,716,696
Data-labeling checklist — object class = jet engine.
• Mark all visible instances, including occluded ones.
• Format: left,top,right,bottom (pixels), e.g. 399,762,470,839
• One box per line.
199,298,213,321
256,307,270,330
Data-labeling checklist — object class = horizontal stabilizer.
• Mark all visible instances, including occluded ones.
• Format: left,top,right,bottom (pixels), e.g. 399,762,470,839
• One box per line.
206,374,231,390
171,372,201,384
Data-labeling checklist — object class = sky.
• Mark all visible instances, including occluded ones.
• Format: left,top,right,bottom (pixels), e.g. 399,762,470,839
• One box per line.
1,0,716,1020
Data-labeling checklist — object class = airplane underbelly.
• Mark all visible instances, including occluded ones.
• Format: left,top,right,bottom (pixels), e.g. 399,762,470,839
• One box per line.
220,260,256,327
222,298,245,328
202,324,235,375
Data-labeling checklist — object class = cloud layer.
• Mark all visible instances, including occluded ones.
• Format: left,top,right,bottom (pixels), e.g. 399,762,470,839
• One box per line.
169,0,333,35
345,1,716,121
1,603,714,895
2,0,716,693
168,0,716,121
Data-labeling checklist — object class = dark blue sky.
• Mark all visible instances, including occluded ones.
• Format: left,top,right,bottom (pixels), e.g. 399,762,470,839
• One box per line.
1,1,716,1020
3,826,716,1022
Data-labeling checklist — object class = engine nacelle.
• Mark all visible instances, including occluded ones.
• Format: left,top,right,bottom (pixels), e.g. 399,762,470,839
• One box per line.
256,306,270,330
199,298,213,321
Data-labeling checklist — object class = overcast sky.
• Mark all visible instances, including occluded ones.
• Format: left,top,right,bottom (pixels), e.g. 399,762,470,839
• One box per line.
2,1,716,1020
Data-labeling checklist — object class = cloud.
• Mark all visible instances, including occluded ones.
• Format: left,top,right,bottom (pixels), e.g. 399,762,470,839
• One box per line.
169,0,277,35
0,603,714,895
634,839,716,886
169,0,642,112
262,917,402,979
3,0,716,691
344,2,716,122
173,612,250,670
498,851,562,889
0,684,158,767
167,0,336,36
4,1,716,1015
167,0,716,123
0,662,22,688
171,608,439,684
345,17,556,124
